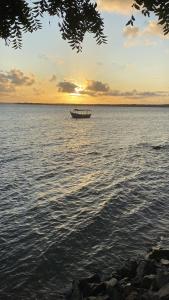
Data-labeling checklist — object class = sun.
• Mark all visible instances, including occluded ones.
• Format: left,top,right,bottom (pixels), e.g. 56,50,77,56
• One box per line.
74,86,84,95
70,85,84,97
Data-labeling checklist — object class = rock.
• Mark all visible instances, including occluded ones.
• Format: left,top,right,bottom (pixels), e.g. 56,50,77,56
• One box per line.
144,259,157,275
68,280,82,300
142,274,156,289
136,260,147,279
122,283,133,298
148,249,169,261
119,277,129,287
87,296,109,300
87,273,102,284
160,259,169,266
106,277,118,289
136,259,156,280
141,291,159,300
117,260,138,279
107,286,122,300
156,269,169,289
79,273,101,288
158,283,169,299
77,273,102,298
91,282,106,296
65,248,169,300
105,278,118,298
78,279,93,297
126,290,138,300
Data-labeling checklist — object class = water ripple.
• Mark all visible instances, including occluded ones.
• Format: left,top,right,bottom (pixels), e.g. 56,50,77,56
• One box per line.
1,105,169,299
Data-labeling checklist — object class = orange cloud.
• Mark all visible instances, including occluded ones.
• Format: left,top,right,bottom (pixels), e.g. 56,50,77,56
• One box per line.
0,69,35,94
97,0,133,14
143,21,165,37
123,26,140,38
123,21,167,47
57,78,169,100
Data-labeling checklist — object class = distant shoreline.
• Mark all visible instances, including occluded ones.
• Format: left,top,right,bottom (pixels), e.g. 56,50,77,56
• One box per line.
1,102,169,107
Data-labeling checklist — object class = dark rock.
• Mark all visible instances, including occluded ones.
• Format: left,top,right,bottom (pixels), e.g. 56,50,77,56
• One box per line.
105,278,118,297
77,273,102,297
144,260,157,275
106,286,122,300
87,296,110,300
119,277,130,287
131,277,141,288
87,273,102,284
142,274,156,289
78,280,93,297
122,283,133,298
136,260,147,279
158,283,169,299
91,282,107,296
156,269,169,289
68,280,82,300
148,249,169,261
106,277,118,288
66,248,169,300
160,259,169,266
126,290,138,300
117,260,138,280
136,259,156,279
141,291,159,300
79,273,101,288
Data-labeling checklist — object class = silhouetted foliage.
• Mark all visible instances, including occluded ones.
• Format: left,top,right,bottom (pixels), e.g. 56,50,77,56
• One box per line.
127,0,169,35
0,0,169,51
0,0,106,51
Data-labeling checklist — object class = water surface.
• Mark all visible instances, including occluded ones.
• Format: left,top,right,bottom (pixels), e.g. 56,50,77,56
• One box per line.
1,104,169,299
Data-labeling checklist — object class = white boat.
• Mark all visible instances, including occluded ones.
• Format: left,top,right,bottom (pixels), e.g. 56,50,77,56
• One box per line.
70,109,91,119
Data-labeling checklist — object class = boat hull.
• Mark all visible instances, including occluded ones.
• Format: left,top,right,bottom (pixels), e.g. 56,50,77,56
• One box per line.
70,112,91,119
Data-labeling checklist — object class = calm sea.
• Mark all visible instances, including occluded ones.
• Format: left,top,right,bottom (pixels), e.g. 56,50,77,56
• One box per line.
1,104,169,299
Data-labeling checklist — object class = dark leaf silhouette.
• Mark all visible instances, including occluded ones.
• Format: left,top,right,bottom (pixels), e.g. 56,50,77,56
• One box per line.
128,1,169,36
0,1,169,51
0,0,106,52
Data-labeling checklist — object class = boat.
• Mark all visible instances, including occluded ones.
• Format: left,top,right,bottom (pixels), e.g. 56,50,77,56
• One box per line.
70,108,91,119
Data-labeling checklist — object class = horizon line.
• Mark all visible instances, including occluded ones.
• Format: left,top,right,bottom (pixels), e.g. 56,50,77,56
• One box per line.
1,102,169,107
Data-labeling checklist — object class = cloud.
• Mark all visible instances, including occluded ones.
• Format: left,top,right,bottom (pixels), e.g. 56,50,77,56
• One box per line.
0,81,15,94
57,78,169,100
143,21,164,37
86,80,110,92
57,79,110,96
0,69,35,94
6,69,35,86
123,21,167,47
58,81,78,93
97,0,132,14
107,90,169,98
84,86,169,99
123,26,140,38
49,75,57,82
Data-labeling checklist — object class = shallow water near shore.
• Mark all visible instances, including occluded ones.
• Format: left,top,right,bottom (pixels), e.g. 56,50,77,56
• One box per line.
1,104,169,299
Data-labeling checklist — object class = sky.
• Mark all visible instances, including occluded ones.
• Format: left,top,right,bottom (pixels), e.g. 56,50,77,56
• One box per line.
1,0,169,105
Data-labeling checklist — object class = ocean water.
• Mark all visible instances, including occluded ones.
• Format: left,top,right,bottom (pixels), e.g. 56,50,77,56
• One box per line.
1,104,169,299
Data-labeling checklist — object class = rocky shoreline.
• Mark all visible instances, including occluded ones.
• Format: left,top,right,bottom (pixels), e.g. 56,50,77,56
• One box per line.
65,247,169,300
